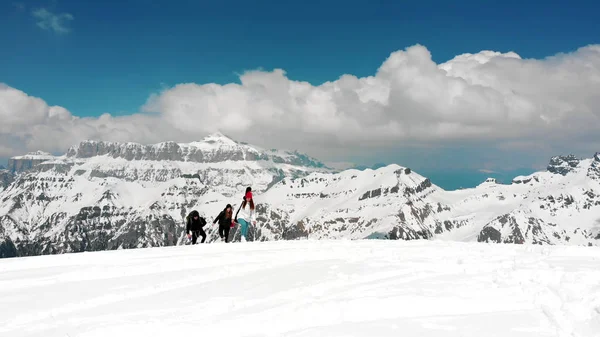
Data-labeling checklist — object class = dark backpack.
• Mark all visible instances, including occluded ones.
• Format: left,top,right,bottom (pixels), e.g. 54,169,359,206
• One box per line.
186,214,207,227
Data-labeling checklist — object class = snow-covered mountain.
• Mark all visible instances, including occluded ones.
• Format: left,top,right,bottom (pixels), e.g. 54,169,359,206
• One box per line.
0,132,334,258
257,152,600,246
434,153,600,246
258,165,444,241
1,132,599,258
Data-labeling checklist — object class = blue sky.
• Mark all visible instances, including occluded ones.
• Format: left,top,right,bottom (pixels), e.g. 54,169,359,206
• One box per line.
1,0,600,189
2,0,598,117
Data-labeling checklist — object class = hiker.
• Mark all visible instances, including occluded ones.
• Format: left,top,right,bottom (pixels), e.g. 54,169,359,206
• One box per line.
213,204,234,242
235,187,256,242
186,210,207,244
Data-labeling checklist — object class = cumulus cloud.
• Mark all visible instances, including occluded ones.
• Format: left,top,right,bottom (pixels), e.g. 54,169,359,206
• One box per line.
0,84,184,157
140,44,600,159
32,8,74,34
2,44,600,167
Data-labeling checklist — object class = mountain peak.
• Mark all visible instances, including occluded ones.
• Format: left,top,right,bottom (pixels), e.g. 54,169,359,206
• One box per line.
479,177,498,186
547,154,581,176
10,150,56,160
200,132,238,146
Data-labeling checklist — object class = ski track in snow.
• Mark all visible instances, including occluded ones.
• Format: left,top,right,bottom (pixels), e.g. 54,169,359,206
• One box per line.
0,240,599,337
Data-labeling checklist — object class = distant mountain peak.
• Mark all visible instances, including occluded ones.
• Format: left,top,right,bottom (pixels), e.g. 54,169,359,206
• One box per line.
10,150,55,160
481,177,498,184
38,134,326,169
203,131,235,141
547,154,582,176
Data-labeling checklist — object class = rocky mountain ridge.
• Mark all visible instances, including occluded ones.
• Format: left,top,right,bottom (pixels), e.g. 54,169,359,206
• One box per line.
7,151,56,173
65,132,327,168
1,135,599,258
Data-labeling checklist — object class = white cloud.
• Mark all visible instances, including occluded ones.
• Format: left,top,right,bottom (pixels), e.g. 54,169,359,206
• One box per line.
32,8,74,34
0,84,183,157
2,44,600,167
141,44,600,158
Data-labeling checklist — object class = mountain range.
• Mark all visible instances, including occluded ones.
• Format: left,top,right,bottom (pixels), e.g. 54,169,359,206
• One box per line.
1,133,598,258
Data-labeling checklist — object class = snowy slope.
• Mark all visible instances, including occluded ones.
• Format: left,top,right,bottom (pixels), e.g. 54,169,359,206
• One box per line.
0,239,598,337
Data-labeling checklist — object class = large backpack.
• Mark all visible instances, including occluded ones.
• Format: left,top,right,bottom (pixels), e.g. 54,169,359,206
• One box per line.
185,213,207,228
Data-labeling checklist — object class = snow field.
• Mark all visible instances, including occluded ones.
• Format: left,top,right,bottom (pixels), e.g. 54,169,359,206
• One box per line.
0,239,599,336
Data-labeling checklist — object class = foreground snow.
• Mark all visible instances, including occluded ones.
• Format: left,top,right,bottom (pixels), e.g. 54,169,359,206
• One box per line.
0,240,599,336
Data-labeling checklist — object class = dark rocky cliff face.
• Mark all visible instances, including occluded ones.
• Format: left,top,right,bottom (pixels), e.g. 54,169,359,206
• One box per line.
587,153,600,181
547,155,581,175
6,151,57,173
0,210,181,258
7,158,51,173
0,169,13,190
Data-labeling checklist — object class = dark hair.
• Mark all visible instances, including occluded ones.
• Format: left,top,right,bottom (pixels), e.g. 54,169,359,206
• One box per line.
242,195,254,210
190,210,199,218
245,187,252,193
242,198,255,210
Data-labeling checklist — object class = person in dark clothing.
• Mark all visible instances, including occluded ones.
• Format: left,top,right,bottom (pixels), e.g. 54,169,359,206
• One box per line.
186,210,207,244
213,204,234,242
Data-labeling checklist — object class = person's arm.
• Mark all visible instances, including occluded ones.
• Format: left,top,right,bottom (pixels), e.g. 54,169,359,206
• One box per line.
234,201,243,221
185,217,191,235
214,211,223,224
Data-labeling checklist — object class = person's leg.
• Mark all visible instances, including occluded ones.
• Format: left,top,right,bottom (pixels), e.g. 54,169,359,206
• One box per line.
199,227,207,243
238,219,248,240
219,225,225,240
191,231,198,244
223,226,230,243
